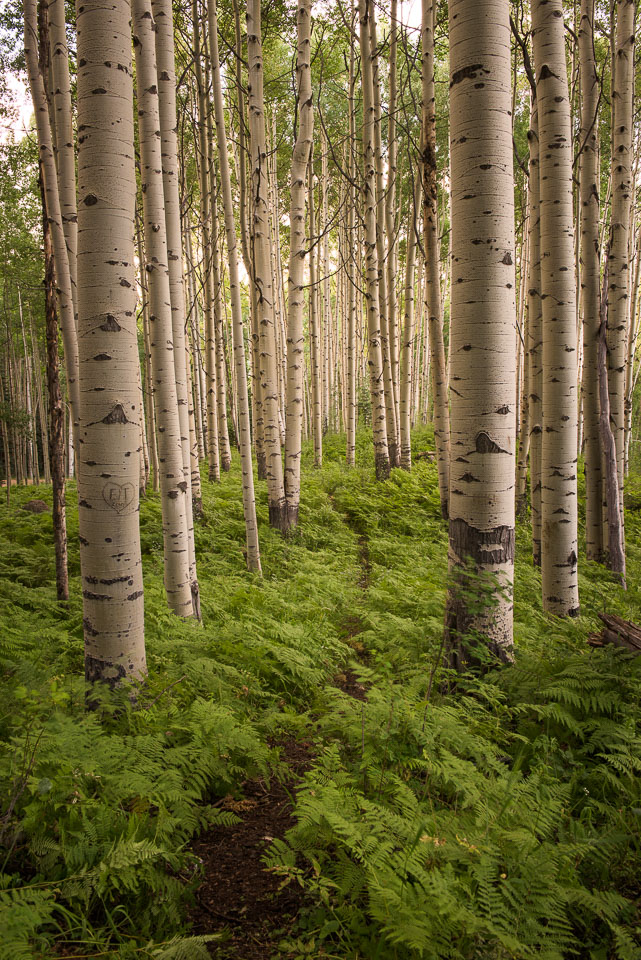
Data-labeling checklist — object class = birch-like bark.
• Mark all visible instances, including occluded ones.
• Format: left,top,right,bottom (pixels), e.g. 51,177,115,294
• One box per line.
133,0,193,618
24,0,79,433
48,0,77,319
308,158,323,467
578,0,603,562
532,0,580,616
284,0,313,527
208,0,262,572
153,0,199,615
421,0,450,517
346,0,357,467
400,181,418,471
76,0,147,687
445,0,517,666
606,0,635,532
359,0,390,480
247,0,288,529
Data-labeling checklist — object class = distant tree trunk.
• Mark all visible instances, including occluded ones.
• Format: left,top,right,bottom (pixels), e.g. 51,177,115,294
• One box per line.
346,0,357,467
359,0,390,480
421,0,450,517
208,0,262,572
400,180,419,472
445,0,517,667
578,0,603,562
532,0,580,616
76,0,147,688
308,157,323,467
284,0,313,528
133,0,193,618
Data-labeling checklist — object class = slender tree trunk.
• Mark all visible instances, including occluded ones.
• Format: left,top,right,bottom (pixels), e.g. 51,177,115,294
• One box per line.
284,0,313,528
308,158,323,467
532,0,580,616
208,0,262,572
400,181,418,472
445,0,517,667
247,0,288,529
153,0,200,615
421,0,450,517
24,0,79,437
40,165,68,601
133,0,193,618
346,0,358,466
76,0,147,688
606,0,635,539
598,256,626,585
359,0,390,480
579,0,603,562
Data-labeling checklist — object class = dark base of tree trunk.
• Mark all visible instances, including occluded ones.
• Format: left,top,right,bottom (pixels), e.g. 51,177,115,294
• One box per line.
516,493,528,521
269,499,291,534
191,580,202,622
443,597,514,681
374,452,391,481
221,458,231,472
388,441,400,469
532,542,541,567
192,495,203,518
208,468,220,483
257,452,267,480
440,499,449,521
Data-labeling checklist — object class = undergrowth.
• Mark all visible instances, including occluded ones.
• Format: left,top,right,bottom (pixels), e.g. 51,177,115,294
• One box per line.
1,427,640,958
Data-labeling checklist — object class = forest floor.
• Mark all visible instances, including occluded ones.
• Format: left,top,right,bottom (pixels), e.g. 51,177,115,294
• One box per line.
2,427,641,960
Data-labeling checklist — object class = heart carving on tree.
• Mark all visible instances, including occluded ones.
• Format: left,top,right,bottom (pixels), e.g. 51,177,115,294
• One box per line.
102,481,135,514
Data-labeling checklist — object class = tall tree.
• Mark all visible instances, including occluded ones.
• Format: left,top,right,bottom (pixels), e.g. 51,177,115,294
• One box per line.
76,0,147,687
284,0,314,528
445,0,517,666
532,0,580,616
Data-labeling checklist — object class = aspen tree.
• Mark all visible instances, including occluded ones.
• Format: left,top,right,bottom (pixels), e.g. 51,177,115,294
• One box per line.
369,2,399,466
400,180,419,472
527,102,543,566
208,0,262,572
346,1,358,468
153,0,200,613
192,2,220,483
445,0,517,665
48,0,77,317
308,158,323,467
247,0,288,529
578,0,603,562
421,0,450,518
23,0,79,434
284,0,313,528
133,0,193,618
532,0,580,616
606,0,635,532
386,0,400,441
359,0,390,480
76,0,146,687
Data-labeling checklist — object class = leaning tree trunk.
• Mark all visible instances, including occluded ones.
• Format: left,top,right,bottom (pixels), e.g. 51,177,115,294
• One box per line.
208,0,262,572
76,0,147,687
421,0,450,518
578,0,603,562
284,0,313,528
606,0,635,547
532,0,580,616
41,160,68,602
153,0,200,615
247,0,288,529
445,0,517,668
359,0,390,480
133,0,193,618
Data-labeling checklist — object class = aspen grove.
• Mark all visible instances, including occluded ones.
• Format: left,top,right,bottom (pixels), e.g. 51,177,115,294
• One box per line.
2,0,641,956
